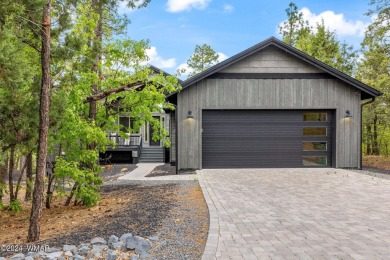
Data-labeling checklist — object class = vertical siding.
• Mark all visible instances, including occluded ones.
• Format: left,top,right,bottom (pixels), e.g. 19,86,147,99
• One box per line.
169,112,176,163
177,78,361,169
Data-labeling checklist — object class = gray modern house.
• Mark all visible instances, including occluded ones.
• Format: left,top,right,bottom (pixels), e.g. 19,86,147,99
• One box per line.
167,37,381,169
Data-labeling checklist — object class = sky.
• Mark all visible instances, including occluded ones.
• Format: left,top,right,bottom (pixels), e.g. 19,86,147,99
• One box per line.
119,0,374,77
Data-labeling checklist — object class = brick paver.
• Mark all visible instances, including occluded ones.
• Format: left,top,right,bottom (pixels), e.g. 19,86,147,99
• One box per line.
198,169,390,259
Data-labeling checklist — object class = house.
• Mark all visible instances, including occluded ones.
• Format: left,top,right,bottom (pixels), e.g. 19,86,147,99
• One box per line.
167,37,381,169
101,66,177,164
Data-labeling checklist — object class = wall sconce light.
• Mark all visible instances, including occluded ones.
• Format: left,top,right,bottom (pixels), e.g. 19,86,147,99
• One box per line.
345,110,353,118
187,111,194,119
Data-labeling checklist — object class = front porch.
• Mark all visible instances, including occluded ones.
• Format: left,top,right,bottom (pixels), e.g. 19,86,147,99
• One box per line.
100,133,167,164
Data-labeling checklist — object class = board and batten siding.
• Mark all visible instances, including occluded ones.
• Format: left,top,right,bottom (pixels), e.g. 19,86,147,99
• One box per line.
169,111,176,163
221,45,323,74
177,78,361,169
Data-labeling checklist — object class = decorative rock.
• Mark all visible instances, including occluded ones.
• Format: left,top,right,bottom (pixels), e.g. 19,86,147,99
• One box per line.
119,233,132,242
108,235,119,245
111,241,124,251
63,244,77,252
46,247,60,253
10,253,25,259
26,252,39,258
74,254,86,260
79,245,91,255
134,238,152,255
91,244,107,257
46,251,64,260
8,232,154,260
130,254,140,260
148,236,159,241
140,252,152,259
105,249,118,260
90,237,107,245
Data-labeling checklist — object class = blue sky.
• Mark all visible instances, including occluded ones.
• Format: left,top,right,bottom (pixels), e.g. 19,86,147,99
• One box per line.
120,0,373,77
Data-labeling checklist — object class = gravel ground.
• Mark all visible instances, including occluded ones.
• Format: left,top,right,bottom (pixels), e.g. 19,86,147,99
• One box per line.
30,180,208,259
351,166,390,180
146,164,195,178
100,164,138,182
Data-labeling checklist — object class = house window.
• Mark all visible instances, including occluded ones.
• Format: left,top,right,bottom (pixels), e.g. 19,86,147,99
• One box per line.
130,118,140,133
144,121,148,142
303,113,327,122
119,116,130,132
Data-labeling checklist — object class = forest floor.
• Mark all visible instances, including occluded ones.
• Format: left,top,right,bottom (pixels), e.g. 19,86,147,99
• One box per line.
362,155,390,174
0,164,208,259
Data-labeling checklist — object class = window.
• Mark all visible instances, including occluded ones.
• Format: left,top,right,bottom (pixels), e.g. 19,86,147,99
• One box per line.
303,112,327,122
303,127,327,136
303,156,327,166
119,117,130,132
303,142,327,151
130,118,140,133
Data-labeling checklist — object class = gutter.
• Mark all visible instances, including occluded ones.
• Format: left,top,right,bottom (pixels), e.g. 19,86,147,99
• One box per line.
360,97,376,169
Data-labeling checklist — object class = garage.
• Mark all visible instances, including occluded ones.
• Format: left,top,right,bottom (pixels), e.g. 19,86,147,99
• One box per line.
202,110,334,168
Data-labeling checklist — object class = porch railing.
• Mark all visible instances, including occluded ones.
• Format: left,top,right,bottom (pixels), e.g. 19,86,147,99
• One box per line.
107,133,142,147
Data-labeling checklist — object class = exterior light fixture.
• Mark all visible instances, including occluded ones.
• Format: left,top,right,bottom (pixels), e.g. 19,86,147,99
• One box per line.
345,110,353,118
187,111,194,119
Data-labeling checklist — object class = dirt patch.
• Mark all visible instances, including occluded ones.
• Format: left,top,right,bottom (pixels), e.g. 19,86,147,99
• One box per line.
363,155,390,173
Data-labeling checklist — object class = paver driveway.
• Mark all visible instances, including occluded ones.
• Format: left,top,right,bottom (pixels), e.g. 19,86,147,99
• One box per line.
198,169,390,260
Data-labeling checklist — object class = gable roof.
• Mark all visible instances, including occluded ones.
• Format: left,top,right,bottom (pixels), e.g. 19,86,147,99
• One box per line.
169,37,381,100
149,65,183,84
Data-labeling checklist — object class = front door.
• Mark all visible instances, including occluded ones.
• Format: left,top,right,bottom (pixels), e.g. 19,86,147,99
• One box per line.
149,116,160,146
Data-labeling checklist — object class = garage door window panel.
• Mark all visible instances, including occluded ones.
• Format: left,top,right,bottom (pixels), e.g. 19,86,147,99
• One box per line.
303,127,327,136
303,156,328,166
303,112,327,122
303,142,327,151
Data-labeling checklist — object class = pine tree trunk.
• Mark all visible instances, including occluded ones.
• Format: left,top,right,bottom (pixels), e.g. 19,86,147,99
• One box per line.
366,125,372,155
25,152,33,201
0,156,8,204
14,159,27,200
373,114,380,155
8,146,15,202
27,0,52,242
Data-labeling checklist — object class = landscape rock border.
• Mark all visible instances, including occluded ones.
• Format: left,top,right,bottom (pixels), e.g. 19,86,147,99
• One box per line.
3,233,158,260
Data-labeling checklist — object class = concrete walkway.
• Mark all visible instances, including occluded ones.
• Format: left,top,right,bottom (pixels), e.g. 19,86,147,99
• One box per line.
198,168,390,260
118,163,197,181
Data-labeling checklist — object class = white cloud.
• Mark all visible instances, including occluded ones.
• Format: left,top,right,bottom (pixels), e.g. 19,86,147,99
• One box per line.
223,4,234,13
144,47,176,69
176,63,194,77
217,52,229,62
167,0,211,13
301,8,368,37
278,7,369,37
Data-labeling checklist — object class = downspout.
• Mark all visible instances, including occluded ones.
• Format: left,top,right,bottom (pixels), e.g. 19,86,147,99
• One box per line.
360,97,376,169
175,106,178,175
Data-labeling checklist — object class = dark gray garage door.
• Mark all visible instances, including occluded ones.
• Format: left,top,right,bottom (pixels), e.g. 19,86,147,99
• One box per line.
202,110,334,168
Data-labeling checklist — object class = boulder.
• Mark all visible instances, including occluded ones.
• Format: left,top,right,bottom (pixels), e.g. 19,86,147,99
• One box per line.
105,249,118,260
90,237,107,245
119,233,132,242
10,253,25,259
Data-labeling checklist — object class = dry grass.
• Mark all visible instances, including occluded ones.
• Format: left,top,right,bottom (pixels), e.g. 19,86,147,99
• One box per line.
363,155,390,170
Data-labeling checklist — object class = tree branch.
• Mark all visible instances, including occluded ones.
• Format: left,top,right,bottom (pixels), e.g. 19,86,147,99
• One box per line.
21,40,41,53
84,81,144,103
